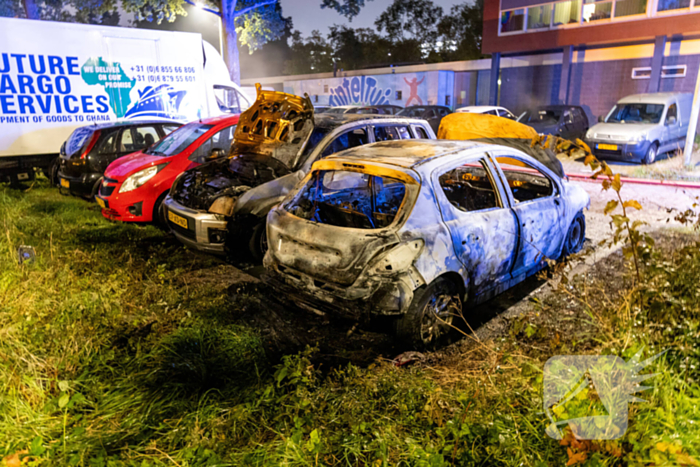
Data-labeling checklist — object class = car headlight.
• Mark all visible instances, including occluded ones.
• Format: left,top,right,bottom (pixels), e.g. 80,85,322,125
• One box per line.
585,129,594,139
119,164,165,193
368,240,424,276
630,133,647,143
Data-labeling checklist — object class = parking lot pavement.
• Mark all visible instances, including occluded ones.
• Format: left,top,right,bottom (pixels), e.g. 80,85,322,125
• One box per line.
559,147,700,181
573,178,700,245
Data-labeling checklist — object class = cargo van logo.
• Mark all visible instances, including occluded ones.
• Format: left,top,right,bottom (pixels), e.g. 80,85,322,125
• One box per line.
81,57,135,118
328,76,392,107
81,57,187,120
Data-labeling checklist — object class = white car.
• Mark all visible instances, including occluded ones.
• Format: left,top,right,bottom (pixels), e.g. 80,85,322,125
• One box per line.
263,140,590,348
456,106,517,120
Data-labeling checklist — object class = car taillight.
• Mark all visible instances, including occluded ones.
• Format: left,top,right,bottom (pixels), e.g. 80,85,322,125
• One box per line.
80,131,101,159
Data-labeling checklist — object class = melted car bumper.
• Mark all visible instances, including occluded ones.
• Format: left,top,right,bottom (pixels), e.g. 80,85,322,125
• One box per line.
164,197,228,254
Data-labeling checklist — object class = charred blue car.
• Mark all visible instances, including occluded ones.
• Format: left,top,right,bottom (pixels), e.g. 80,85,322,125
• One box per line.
263,140,590,348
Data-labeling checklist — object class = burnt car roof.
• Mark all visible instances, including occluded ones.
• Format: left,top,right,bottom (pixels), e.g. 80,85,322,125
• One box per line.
314,113,423,130
322,140,482,168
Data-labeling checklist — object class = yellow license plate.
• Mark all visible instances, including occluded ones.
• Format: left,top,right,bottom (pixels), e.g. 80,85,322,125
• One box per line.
95,197,105,209
168,210,188,229
598,143,618,151
60,178,69,188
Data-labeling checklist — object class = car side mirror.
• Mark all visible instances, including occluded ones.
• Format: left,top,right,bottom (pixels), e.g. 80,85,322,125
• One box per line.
208,148,224,160
598,115,605,123
667,115,677,125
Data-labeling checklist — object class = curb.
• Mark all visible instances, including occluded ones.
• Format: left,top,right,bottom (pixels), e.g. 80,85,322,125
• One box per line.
566,172,700,189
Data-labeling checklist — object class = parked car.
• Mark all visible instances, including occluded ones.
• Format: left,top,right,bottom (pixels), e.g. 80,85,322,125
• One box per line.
324,105,403,115
585,93,693,164
57,121,181,199
314,106,332,114
456,105,517,120
263,139,590,347
164,95,436,259
96,114,239,225
397,105,452,133
518,105,589,140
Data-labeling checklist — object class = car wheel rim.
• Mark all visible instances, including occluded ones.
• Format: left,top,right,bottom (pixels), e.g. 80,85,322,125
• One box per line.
419,292,459,345
648,146,656,163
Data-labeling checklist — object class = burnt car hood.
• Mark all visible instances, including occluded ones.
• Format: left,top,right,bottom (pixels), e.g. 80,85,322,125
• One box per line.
170,153,293,211
170,83,314,213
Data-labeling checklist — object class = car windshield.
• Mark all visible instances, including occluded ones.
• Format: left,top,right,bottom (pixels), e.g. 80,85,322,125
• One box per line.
284,170,407,229
146,122,214,157
522,109,562,125
325,107,348,114
398,107,427,118
605,104,665,124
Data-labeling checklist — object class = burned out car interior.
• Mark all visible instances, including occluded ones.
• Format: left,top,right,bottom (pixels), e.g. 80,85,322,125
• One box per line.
285,170,407,229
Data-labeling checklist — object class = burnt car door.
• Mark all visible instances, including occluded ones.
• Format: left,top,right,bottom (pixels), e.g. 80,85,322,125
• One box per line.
372,124,416,142
488,151,566,280
432,154,518,296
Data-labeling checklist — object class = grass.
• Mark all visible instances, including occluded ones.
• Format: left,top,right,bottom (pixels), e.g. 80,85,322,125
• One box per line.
1,178,699,466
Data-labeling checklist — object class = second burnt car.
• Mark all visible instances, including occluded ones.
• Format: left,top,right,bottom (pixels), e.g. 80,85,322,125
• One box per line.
164,87,436,259
263,140,590,348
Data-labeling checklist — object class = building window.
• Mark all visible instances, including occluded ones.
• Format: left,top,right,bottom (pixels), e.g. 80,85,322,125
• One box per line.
500,9,525,33
631,67,652,79
583,0,613,22
552,0,581,25
614,0,648,16
657,0,691,10
395,90,402,100
323,85,329,93
445,95,451,106
528,4,553,29
662,65,687,78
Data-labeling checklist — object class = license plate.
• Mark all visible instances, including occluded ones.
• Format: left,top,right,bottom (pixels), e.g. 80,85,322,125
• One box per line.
60,178,69,188
597,143,618,151
168,210,189,229
95,197,105,209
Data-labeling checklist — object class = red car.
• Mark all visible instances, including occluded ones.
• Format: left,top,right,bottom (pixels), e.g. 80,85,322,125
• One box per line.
96,114,240,225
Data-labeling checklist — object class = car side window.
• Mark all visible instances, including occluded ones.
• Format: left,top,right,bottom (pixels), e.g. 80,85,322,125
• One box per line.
321,128,369,157
119,129,135,152
133,126,159,150
97,132,117,155
494,156,553,203
666,104,678,124
426,109,438,118
397,126,412,139
374,126,401,141
438,108,449,117
413,126,429,139
439,160,500,212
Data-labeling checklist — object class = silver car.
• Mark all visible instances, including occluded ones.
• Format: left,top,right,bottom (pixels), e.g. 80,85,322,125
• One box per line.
263,140,590,348
586,92,693,164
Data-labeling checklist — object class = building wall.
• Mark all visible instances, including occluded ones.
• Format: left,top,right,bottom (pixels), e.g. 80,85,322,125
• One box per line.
499,64,561,115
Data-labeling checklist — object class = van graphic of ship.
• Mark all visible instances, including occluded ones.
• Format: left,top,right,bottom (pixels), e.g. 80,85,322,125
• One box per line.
124,85,187,120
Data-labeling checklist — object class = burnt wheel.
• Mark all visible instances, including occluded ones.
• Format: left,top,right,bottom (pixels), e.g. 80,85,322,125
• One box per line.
394,277,461,349
561,211,586,258
249,221,268,263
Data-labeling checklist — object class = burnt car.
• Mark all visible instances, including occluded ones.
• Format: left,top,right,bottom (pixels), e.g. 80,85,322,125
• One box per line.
263,140,590,348
325,105,403,115
518,105,589,140
57,121,181,198
164,88,436,259
397,105,452,134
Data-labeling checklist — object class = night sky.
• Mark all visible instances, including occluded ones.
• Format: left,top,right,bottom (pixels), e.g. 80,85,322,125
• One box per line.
279,0,466,37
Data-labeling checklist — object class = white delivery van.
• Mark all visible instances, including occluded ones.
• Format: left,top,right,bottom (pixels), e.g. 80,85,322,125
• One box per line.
0,17,251,183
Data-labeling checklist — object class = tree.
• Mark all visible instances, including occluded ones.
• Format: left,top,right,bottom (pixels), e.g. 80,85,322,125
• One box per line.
283,30,334,75
122,0,288,84
0,0,118,22
437,0,484,61
319,0,373,20
374,0,443,60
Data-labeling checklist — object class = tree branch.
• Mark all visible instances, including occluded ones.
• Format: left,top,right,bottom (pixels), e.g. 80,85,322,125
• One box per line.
233,0,276,18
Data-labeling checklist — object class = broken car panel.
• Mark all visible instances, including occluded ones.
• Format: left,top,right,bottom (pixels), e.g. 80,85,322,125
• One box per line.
263,140,591,348
164,85,436,259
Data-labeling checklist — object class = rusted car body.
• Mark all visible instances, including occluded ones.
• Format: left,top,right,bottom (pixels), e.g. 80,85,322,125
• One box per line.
263,140,590,347
164,86,435,259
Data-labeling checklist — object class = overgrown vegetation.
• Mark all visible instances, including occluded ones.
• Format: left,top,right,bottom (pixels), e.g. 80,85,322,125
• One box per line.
1,178,699,466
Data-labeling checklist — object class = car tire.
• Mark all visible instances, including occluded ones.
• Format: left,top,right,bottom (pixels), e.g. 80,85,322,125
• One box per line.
90,177,103,201
642,142,658,165
249,221,268,263
153,192,170,230
394,277,461,350
47,157,60,186
561,211,586,258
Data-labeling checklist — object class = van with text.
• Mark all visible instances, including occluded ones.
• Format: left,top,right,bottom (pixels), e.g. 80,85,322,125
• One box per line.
0,16,250,184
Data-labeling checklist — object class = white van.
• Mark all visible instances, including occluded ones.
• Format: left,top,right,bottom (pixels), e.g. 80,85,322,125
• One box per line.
586,93,693,164
0,17,250,183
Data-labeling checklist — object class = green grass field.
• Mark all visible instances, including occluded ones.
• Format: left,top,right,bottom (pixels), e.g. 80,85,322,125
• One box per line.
1,179,699,466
